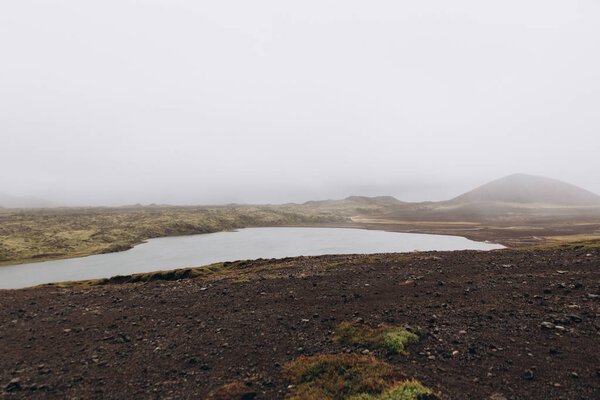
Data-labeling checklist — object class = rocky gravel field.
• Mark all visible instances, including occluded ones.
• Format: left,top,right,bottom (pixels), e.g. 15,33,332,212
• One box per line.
0,248,599,399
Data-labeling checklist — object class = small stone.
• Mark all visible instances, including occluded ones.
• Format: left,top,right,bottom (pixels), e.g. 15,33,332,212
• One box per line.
541,321,555,330
554,325,566,332
522,369,535,380
187,357,202,365
361,349,370,355
489,394,507,400
568,314,582,323
570,372,579,379
5,378,22,392
451,350,459,357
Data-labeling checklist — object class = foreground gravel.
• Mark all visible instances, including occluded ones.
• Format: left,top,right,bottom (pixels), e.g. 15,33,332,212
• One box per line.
0,248,599,399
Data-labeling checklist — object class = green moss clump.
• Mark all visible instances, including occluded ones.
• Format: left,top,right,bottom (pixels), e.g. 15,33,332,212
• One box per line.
335,322,419,355
284,354,399,400
349,380,435,400
381,329,420,355
284,354,437,400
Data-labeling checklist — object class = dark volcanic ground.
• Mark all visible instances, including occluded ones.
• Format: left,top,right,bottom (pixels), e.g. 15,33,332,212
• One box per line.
0,248,599,399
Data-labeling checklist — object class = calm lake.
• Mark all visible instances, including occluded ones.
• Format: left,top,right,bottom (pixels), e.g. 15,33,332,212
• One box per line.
0,227,503,289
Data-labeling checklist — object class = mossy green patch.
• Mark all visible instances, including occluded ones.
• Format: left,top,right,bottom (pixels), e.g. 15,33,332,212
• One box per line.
335,321,419,355
523,236,600,251
284,354,399,400
349,380,435,400
284,354,436,400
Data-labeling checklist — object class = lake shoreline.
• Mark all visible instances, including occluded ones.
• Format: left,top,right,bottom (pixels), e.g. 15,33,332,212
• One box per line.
0,222,508,268
0,227,502,289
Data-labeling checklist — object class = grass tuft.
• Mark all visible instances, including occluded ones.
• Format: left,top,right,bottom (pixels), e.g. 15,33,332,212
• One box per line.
284,354,436,400
349,380,436,400
284,353,399,400
335,322,419,355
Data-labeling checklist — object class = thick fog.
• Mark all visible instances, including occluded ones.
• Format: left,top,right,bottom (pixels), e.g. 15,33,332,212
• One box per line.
1,1,599,206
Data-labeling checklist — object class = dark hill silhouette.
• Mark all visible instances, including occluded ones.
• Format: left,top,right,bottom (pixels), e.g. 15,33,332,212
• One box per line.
449,174,600,206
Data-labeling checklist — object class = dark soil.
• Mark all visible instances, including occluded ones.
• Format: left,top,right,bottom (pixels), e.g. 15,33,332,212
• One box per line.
1,248,599,399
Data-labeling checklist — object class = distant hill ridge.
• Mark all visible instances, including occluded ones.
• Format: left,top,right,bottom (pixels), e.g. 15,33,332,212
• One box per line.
344,195,404,205
450,174,600,206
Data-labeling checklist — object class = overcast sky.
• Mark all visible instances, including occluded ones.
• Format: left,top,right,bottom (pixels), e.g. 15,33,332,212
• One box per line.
1,1,599,206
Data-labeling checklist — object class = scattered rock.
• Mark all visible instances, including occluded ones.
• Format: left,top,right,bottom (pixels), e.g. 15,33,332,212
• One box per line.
187,357,210,370
522,369,535,380
568,314,582,323
209,381,256,400
5,378,22,392
540,321,555,330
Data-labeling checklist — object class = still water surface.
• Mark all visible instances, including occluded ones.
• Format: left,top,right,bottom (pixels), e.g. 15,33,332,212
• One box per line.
0,227,503,289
